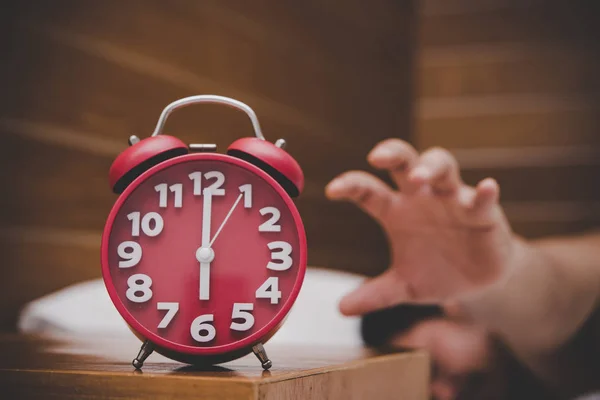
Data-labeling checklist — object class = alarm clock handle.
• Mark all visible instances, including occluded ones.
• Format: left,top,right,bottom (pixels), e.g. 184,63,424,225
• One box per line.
151,95,267,141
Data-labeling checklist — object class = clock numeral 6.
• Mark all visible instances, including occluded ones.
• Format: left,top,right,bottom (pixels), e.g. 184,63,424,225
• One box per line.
256,277,282,304
127,212,164,237
190,314,216,342
188,171,225,196
117,241,142,268
230,303,255,331
126,274,153,303
267,241,292,271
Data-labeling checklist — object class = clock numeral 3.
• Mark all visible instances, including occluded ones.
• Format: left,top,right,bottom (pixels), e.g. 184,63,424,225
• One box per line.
188,171,225,196
267,241,293,271
230,303,255,331
127,212,164,237
190,314,216,342
255,277,282,304
126,274,153,303
117,241,142,268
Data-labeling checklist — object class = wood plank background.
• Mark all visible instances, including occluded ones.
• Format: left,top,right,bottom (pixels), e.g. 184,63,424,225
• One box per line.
2,0,600,332
0,1,416,329
413,0,600,237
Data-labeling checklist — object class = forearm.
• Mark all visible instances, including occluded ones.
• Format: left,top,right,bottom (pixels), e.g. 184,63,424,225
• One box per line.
460,231,600,390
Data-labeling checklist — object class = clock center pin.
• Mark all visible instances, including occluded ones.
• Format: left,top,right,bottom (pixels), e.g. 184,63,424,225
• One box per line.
196,247,215,263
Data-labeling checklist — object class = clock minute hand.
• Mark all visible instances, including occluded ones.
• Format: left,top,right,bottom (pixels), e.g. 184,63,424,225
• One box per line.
209,193,243,247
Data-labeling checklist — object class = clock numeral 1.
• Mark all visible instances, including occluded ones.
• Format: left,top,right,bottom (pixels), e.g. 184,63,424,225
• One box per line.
255,277,281,304
239,184,252,208
157,302,179,329
230,303,255,331
188,171,225,196
190,314,216,342
267,241,293,271
126,274,153,303
259,207,281,232
155,183,183,208
117,241,142,268
127,212,164,237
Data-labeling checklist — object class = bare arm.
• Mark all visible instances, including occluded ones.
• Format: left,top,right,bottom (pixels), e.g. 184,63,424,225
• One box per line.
462,233,600,393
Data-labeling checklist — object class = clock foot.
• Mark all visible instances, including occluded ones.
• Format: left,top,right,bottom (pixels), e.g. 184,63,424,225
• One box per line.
132,340,154,370
252,343,272,370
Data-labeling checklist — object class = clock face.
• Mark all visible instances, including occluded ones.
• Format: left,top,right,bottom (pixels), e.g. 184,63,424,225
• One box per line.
102,153,306,355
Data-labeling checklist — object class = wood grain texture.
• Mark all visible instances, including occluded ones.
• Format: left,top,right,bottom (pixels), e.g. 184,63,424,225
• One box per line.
0,1,417,328
0,334,429,400
413,0,600,240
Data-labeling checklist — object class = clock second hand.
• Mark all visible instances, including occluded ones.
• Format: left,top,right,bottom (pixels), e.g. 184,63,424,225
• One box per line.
209,193,243,247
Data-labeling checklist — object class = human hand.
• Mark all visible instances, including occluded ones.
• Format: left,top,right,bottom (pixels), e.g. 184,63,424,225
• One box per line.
326,139,516,315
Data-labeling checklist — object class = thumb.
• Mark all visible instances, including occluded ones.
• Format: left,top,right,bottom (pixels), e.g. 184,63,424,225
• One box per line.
392,319,490,377
339,269,412,316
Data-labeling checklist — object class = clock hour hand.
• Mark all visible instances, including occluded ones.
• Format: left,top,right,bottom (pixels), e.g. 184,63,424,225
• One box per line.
197,189,214,300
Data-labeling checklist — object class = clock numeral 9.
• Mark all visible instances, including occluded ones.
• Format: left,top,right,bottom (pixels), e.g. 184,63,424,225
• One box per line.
188,171,225,196
127,212,164,237
190,314,216,342
117,241,142,268
126,274,153,303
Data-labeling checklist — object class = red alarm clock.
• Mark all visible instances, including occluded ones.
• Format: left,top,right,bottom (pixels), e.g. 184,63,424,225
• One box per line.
101,95,307,370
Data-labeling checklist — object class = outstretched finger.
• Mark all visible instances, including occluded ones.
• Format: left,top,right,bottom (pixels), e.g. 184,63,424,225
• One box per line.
339,269,412,316
410,147,462,195
325,171,395,224
367,139,420,193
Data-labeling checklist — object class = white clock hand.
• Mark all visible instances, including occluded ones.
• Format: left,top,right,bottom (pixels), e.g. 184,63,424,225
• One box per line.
209,193,243,247
198,189,214,300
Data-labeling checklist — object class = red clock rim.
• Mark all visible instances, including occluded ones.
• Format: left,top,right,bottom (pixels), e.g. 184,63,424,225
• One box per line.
101,153,307,356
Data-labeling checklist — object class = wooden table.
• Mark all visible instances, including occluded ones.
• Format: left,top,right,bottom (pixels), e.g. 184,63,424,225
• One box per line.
0,334,429,399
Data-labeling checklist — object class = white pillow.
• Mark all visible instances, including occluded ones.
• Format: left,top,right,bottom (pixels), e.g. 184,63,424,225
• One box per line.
18,267,365,347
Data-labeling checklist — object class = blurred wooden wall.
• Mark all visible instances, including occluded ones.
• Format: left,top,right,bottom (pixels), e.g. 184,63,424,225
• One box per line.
0,1,416,329
413,0,600,237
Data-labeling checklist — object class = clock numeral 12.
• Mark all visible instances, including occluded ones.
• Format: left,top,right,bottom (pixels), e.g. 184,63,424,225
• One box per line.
188,171,225,196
